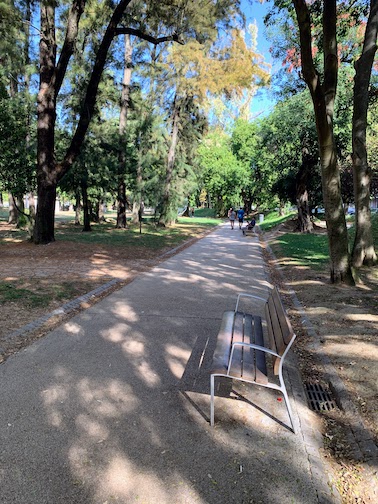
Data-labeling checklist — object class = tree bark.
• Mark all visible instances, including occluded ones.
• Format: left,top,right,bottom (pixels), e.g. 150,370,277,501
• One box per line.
74,189,81,225
351,0,378,267
81,181,91,232
159,96,180,226
296,168,313,233
293,0,354,284
33,1,59,243
296,141,315,233
117,34,132,229
8,193,18,225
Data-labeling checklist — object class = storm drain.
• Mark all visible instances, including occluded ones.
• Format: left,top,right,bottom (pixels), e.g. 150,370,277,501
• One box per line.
305,382,337,412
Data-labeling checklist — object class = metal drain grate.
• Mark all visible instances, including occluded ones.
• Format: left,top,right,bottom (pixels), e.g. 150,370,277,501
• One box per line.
305,382,337,411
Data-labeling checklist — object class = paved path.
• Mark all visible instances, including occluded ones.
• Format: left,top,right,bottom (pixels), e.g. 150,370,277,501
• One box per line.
0,223,339,503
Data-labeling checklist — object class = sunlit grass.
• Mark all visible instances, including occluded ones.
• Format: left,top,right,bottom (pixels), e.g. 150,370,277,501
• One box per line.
259,211,297,231
271,233,330,269
271,213,378,270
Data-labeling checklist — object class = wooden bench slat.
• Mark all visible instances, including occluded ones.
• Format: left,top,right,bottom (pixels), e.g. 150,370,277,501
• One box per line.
271,288,294,345
267,297,285,355
228,311,244,377
241,314,268,385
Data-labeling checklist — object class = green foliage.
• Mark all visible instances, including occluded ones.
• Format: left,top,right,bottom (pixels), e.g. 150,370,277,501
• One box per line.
197,129,244,215
254,90,322,209
0,87,35,196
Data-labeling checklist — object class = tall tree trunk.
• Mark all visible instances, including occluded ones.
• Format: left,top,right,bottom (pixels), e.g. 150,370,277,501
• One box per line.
99,199,105,222
8,193,18,225
75,189,81,225
32,0,178,243
159,96,180,226
351,0,378,267
33,0,132,243
81,181,91,232
33,1,58,244
24,2,36,230
132,135,143,224
296,144,314,233
116,33,132,229
293,0,354,284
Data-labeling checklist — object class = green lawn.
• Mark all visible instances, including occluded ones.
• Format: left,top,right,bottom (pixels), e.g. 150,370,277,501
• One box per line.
258,211,297,231
0,209,221,251
271,214,378,270
271,232,330,269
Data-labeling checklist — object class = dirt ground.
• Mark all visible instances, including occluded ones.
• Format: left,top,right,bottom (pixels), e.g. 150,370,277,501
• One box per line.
0,218,377,502
261,220,378,503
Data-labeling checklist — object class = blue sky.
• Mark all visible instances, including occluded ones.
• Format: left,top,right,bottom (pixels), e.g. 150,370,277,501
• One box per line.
240,0,277,116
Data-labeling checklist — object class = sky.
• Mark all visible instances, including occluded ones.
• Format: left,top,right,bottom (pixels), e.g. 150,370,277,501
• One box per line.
240,0,277,116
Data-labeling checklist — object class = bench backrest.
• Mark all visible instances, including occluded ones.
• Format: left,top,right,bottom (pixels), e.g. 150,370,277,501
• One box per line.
264,287,295,374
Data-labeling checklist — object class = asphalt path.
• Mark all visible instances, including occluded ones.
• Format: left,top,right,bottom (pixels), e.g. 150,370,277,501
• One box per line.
0,222,338,503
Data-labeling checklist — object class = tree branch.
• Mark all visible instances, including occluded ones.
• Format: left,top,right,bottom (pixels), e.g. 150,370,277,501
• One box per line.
322,0,338,112
292,0,318,93
54,0,87,100
58,0,134,180
115,27,185,45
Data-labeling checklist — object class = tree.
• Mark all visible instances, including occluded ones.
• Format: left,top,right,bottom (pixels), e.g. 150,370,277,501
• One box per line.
156,25,269,225
292,0,354,284
351,0,378,267
116,33,132,229
33,0,184,244
230,119,259,213
198,129,242,216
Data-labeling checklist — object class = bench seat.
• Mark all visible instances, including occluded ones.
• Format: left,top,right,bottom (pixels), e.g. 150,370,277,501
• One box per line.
211,311,268,384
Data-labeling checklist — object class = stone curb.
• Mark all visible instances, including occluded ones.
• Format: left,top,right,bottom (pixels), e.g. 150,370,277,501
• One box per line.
260,237,343,503
1,225,220,354
2,278,121,345
261,235,378,499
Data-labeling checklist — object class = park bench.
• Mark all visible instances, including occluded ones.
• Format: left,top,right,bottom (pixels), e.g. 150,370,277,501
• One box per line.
210,286,296,432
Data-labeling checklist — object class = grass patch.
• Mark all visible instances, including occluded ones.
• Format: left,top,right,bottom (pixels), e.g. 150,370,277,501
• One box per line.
0,279,104,310
259,211,297,232
52,218,220,249
271,214,378,270
192,207,217,218
1,211,220,250
0,282,51,307
271,233,330,269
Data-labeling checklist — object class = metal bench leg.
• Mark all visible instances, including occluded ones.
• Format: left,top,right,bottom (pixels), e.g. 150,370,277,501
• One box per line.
210,374,215,426
281,384,296,434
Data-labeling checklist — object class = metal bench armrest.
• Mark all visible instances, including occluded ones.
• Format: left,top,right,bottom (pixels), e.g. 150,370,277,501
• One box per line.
230,341,280,358
235,292,267,312
228,342,280,371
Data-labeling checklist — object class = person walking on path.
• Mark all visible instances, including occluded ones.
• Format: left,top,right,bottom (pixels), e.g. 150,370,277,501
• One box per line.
237,207,245,229
229,208,236,229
